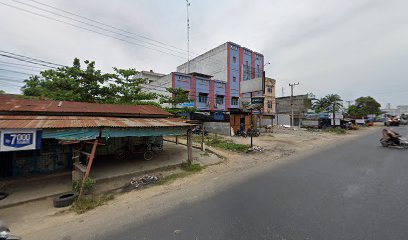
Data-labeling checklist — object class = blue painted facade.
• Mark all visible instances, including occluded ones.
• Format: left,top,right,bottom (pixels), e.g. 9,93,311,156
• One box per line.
254,53,263,78
172,72,226,111
214,80,226,110
196,77,210,110
242,48,253,81
229,43,241,109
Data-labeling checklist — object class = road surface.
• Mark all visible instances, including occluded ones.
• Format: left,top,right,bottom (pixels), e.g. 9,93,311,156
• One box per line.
97,126,408,240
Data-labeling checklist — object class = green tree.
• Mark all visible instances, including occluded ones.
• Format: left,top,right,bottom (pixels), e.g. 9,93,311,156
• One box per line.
159,87,190,108
22,58,157,104
0,90,5,94
159,87,196,114
312,94,343,112
348,96,381,117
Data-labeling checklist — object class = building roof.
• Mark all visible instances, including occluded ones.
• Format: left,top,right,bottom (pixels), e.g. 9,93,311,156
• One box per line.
0,115,192,129
0,95,172,117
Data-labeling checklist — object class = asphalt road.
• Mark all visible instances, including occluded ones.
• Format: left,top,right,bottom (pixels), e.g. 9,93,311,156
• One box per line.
104,126,408,240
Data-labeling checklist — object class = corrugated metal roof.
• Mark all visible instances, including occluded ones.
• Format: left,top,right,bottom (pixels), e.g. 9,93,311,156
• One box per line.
0,95,172,117
0,116,193,129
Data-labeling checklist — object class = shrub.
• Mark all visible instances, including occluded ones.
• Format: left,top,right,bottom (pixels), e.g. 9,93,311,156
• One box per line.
72,177,96,194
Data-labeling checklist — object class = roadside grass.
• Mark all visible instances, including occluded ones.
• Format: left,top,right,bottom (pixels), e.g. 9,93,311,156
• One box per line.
71,194,114,214
158,163,204,185
192,135,249,153
322,128,347,134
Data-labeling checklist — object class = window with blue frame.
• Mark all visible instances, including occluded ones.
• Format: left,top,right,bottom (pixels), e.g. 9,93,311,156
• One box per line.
216,95,224,105
231,97,239,105
198,93,208,103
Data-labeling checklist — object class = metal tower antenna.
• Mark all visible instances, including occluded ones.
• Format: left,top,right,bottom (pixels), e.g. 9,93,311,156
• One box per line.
186,0,191,74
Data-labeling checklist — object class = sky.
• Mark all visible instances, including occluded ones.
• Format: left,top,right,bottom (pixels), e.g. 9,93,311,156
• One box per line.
0,0,407,107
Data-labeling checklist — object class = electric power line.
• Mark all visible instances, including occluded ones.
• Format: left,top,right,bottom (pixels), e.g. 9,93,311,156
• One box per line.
0,50,64,67
0,60,46,69
0,68,35,75
26,0,195,56
12,0,190,58
0,2,189,60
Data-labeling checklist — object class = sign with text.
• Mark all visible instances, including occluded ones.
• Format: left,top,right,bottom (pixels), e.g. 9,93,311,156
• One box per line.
0,129,41,152
251,97,264,104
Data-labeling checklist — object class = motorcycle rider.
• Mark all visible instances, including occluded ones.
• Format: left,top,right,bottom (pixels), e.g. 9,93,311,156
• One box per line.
382,128,401,145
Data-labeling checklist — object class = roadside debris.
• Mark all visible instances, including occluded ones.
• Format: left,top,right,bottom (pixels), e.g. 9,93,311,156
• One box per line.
246,145,264,153
130,175,160,189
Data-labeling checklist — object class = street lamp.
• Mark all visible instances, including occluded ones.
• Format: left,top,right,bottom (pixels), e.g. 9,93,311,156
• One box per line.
264,62,271,67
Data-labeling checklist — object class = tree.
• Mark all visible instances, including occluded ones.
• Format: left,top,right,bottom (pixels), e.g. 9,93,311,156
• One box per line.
312,94,343,113
348,96,381,117
159,87,196,114
0,90,5,94
22,58,157,104
159,87,190,108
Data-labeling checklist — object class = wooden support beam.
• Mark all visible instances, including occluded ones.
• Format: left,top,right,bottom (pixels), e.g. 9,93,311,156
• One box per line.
187,129,192,166
201,123,205,152
79,139,99,198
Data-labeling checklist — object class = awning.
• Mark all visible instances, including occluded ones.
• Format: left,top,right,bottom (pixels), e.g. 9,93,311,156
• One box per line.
0,115,194,140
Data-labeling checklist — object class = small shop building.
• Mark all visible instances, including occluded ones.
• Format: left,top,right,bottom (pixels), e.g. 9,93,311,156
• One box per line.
0,95,194,179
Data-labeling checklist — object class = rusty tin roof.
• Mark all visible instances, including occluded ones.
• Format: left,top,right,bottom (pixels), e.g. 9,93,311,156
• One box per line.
0,95,172,117
0,116,193,129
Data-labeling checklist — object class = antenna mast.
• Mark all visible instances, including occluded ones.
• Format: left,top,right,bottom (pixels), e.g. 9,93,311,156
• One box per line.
186,0,191,74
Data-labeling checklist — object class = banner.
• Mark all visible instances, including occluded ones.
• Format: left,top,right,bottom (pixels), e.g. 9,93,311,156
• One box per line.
0,129,42,152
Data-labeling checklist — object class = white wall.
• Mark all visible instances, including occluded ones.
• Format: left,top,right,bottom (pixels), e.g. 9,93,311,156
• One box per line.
240,77,263,93
142,73,172,107
177,43,228,81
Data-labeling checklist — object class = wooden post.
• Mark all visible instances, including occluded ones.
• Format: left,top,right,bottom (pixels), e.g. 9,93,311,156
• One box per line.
79,139,98,198
176,136,179,145
201,123,205,151
187,129,192,166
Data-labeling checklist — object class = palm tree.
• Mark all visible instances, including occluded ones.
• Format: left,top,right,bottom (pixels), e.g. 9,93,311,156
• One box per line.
312,98,328,113
324,94,343,112
312,94,343,113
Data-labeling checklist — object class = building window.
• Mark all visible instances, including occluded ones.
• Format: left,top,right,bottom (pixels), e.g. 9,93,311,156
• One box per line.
231,97,239,106
233,76,236,82
233,56,236,63
216,95,224,105
268,101,273,109
245,60,249,66
198,93,208,103
267,86,273,93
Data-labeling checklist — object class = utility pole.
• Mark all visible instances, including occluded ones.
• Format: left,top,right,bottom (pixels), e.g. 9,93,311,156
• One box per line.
346,100,352,109
281,87,284,97
289,82,299,127
186,0,191,74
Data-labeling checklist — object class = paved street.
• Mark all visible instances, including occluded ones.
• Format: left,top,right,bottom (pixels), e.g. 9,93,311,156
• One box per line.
101,126,408,240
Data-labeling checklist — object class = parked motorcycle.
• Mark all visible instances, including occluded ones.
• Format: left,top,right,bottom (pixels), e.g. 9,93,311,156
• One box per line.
0,222,21,240
235,130,247,138
247,128,260,137
192,126,209,136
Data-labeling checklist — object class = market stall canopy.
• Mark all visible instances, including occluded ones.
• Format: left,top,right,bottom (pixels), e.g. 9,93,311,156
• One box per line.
0,116,194,140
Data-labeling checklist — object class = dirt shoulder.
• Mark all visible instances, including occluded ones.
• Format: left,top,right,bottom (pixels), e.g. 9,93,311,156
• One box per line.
0,127,378,239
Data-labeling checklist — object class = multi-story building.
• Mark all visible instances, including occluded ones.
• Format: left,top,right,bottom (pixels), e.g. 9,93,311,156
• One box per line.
177,42,264,111
152,72,227,112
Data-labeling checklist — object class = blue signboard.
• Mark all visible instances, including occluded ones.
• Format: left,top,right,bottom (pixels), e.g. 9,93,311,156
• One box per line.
0,129,42,152
3,133,34,148
177,101,195,108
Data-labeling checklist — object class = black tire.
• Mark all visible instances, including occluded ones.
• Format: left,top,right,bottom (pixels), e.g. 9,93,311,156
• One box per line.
144,151,154,161
53,192,77,208
0,192,8,200
380,138,389,147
